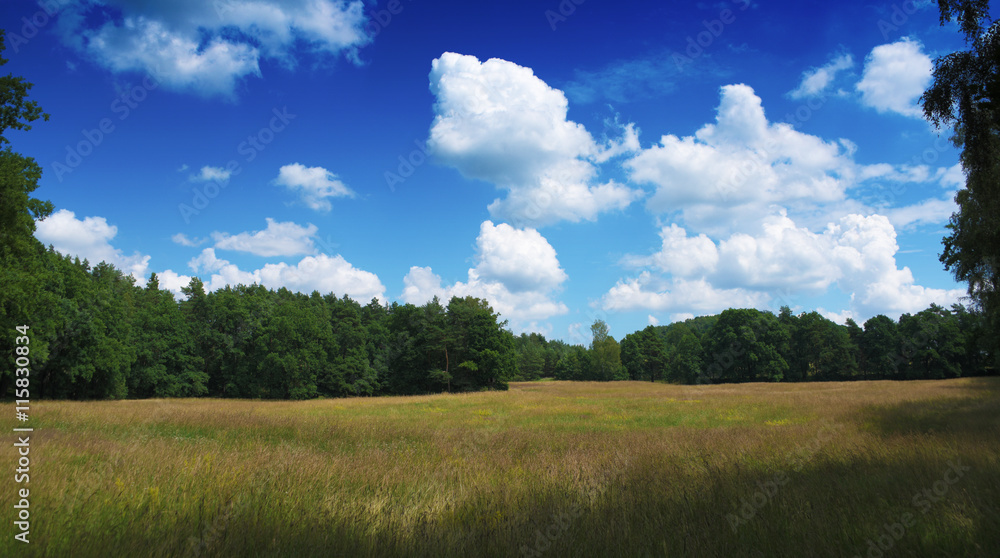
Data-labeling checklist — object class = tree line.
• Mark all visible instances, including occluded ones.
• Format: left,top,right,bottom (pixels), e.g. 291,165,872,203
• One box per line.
1,245,516,399
1,239,995,400
509,305,995,385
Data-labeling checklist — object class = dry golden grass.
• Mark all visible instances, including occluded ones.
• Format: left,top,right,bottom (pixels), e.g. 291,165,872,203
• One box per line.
5,378,999,557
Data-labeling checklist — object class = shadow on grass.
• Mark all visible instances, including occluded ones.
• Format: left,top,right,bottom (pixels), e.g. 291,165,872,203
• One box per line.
578,451,1000,558
60,419,996,558
856,377,1000,438
92,448,998,558
935,376,1000,394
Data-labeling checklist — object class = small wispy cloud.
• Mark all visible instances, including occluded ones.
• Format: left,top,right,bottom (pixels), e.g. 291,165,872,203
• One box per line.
274,163,355,212
788,52,854,99
171,233,206,247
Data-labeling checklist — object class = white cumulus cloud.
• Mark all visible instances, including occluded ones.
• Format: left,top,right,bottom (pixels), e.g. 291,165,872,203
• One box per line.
401,221,569,331
473,221,568,293
623,224,719,279
185,247,384,302
603,212,964,321
54,0,370,99
602,273,771,315
598,78,964,323
624,83,959,237
626,83,857,232
428,52,640,227
856,38,933,118
210,218,318,257
274,163,355,212
35,209,150,281
158,270,194,297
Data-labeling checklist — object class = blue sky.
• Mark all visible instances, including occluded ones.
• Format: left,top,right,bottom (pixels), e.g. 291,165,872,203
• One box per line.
1,0,978,344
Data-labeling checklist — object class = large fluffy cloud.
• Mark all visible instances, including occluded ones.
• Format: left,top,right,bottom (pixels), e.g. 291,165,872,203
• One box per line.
712,213,844,293
34,209,150,281
603,274,771,316
427,52,640,227
472,221,568,292
402,221,569,331
622,224,719,279
186,248,385,302
626,83,859,233
607,80,966,323
53,0,370,98
856,38,933,118
605,213,964,321
624,82,964,237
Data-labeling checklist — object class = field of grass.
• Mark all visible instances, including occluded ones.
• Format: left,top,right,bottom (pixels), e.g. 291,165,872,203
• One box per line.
5,378,1000,557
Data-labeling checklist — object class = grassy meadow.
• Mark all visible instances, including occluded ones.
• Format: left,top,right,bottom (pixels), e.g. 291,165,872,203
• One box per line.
5,378,1000,557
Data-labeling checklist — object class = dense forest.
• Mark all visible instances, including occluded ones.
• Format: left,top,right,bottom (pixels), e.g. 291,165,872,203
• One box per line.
515,303,994,384
2,244,519,399
1,240,995,400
